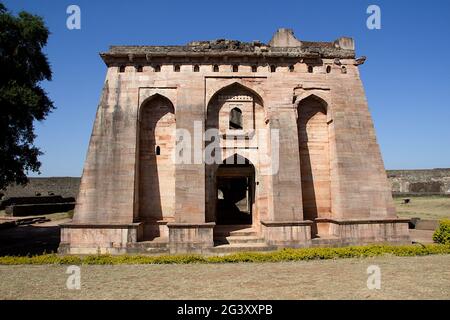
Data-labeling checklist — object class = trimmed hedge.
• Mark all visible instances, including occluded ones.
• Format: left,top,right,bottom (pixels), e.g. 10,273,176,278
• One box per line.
0,244,449,265
433,219,450,244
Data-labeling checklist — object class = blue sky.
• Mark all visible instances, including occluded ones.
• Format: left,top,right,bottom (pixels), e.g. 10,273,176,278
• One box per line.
4,0,450,176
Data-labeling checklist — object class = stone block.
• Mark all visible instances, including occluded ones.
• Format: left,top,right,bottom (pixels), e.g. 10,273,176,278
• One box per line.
167,222,215,254
59,223,143,254
261,220,312,247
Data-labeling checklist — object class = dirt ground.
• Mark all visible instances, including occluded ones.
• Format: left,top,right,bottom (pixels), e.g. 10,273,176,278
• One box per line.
0,201,449,300
394,196,450,220
0,255,449,300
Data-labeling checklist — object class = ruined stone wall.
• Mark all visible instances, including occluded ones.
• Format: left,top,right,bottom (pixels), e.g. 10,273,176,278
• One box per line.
387,169,450,195
1,177,80,200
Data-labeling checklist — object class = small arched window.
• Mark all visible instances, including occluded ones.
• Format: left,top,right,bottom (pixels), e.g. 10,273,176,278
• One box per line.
307,65,313,73
119,65,126,73
193,65,200,72
229,108,243,130
341,66,347,74
232,64,239,72
326,65,331,73
155,146,161,156
251,65,257,73
174,64,180,72
213,64,219,72
270,65,276,73
154,65,161,72
136,65,143,72
289,65,295,72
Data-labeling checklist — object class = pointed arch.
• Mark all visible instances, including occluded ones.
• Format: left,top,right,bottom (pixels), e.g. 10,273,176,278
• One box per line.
229,107,243,129
295,93,328,112
220,153,254,167
207,82,264,108
139,93,175,121
206,82,265,134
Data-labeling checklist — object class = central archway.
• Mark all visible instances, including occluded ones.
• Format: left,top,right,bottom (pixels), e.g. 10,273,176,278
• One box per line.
205,82,266,225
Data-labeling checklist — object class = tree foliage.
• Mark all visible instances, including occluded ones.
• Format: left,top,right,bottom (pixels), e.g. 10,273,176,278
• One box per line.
0,2,54,189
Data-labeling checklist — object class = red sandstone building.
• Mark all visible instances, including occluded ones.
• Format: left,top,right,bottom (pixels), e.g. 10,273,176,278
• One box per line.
60,29,410,254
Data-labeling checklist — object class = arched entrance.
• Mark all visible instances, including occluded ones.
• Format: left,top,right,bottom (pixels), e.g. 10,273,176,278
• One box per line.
205,82,268,244
138,94,175,240
215,155,256,225
205,82,266,222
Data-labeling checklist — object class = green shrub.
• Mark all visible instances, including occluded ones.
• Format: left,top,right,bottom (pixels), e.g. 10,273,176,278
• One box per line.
0,244,449,265
433,219,450,244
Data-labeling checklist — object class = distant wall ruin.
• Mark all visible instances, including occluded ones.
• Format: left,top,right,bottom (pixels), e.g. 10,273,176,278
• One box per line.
1,169,449,201
1,177,80,200
388,169,450,195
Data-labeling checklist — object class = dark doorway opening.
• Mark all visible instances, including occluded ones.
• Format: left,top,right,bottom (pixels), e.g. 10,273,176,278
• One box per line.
216,162,255,225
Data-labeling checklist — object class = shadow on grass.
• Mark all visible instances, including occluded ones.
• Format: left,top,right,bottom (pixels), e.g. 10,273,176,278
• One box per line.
0,224,60,256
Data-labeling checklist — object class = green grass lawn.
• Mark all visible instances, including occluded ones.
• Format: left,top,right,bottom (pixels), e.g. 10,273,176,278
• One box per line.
394,196,450,220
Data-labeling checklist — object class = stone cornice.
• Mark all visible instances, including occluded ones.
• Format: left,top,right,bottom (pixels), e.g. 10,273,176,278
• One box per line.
99,38,356,66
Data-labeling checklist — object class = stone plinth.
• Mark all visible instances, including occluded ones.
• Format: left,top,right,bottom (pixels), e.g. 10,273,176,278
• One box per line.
167,222,215,254
315,218,411,245
59,223,143,254
261,220,313,247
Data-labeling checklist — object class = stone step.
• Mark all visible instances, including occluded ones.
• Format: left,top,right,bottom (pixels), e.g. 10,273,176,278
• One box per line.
126,246,169,254
129,239,169,249
229,228,257,237
226,235,265,245
140,247,169,254
210,243,277,254
214,225,253,237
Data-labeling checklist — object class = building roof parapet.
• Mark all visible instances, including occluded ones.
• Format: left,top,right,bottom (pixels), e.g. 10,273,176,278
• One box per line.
100,29,356,65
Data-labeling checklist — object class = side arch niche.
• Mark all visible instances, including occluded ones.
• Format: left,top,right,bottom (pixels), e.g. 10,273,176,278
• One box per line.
138,94,176,240
297,94,331,236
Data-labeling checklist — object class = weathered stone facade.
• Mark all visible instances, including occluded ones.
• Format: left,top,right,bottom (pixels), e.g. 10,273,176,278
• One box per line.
59,29,410,254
